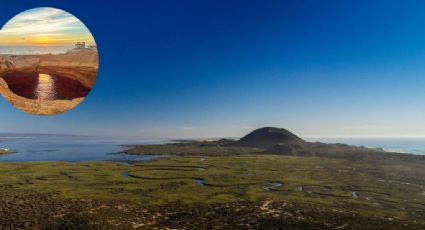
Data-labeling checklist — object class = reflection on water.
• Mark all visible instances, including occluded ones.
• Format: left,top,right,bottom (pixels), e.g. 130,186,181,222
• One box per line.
196,179,205,186
1,71,91,100
35,74,56,100
264,182,284,191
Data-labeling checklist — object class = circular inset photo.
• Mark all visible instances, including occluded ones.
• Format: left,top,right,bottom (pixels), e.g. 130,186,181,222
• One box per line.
0,7,98,115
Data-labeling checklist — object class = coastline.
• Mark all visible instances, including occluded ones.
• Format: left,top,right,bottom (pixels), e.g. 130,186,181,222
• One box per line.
121,139,425,163
0,128,423,228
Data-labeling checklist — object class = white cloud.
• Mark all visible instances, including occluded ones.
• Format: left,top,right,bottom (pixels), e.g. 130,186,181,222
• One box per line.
0,7,86,36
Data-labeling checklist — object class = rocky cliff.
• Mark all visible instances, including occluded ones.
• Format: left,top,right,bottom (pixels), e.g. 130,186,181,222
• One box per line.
0,49,97,115
0,49,98,88
0,77,83,115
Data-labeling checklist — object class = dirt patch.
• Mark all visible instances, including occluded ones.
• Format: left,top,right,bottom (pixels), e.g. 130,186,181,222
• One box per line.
0,189,422,229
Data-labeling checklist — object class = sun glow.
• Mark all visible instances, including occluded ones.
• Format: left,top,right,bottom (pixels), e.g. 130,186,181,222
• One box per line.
35,74,56,100
35,38,52,45
0,7,96,46
38,74,51,82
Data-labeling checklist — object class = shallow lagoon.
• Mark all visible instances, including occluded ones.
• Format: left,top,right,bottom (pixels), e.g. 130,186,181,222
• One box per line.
2,134,425,162
0,134,162,162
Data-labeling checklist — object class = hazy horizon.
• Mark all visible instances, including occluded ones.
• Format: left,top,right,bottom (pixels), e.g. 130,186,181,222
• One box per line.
2,130,425,140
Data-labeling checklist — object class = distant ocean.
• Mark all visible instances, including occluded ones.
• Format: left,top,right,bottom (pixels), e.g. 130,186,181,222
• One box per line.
0,134,165,162
0,45,74,55
1,134,424,162
307,138,425,155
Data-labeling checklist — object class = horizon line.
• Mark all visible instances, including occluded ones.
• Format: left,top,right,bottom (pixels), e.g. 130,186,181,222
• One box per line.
2,132,425,140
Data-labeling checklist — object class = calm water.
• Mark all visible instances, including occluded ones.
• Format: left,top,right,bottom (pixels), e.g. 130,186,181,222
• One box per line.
35,74,56,100
2,72,90,100
1,135,424,162
0,45,73,55
0,134,164,162
307,138,425,155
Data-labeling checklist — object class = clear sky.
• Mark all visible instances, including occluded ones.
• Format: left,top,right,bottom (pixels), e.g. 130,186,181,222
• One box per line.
0,7,95,45
0,0,425,139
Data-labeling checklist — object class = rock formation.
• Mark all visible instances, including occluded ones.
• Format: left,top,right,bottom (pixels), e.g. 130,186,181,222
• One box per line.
0,148,15,155
0,49,98,115
0,77,83,115
227,127,389,159
230,127,305,149
0,49,98,87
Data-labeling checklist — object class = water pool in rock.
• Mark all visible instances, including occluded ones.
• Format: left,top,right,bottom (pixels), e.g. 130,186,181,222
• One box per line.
1,71,90,100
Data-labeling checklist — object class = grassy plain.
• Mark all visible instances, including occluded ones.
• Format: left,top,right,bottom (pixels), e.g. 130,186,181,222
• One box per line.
1,154,424,221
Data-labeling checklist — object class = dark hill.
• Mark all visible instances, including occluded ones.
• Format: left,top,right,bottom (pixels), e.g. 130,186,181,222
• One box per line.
230,127,305,149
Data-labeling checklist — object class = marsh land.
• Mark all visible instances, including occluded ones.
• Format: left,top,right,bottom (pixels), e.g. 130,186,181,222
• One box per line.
0,127,424,229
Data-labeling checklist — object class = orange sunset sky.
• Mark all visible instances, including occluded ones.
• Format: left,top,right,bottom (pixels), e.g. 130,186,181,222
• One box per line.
0,7,95,46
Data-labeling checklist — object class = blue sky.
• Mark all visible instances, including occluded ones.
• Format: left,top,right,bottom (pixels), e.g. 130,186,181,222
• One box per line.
1,0,425,138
